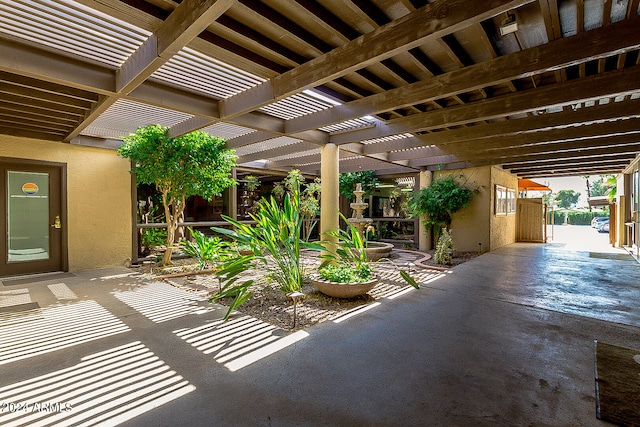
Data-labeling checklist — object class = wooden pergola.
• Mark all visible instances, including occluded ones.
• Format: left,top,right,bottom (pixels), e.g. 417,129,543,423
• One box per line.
1,0,640,179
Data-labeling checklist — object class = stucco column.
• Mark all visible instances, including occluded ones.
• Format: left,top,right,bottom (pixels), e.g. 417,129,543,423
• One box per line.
418,170,432,251
320,143,339,250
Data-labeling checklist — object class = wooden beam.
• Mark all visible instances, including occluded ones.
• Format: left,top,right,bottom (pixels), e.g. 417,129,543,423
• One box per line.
157,0,236,57
502,153,640,171
219,0,535,118
285,15,640,135
465,136,640,164
0,38,114,94
509,161,632,175
363,97,640,154
387,145,450,161
237,141,318,163
226,131,275,149
519,167,625,178
332,66,640,144
117,0,235,92
69,0,235,141
409,133,640,168
439,118,640,153
167,116,217,137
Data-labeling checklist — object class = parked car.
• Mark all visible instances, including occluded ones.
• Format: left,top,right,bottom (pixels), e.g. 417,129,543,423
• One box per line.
591,216,609,228
597,219,610,233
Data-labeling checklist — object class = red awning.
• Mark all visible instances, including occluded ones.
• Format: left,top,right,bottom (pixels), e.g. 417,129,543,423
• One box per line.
518,179,551,192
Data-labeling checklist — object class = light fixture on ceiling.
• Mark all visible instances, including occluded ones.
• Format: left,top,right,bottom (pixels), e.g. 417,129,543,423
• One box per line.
499,13,518,36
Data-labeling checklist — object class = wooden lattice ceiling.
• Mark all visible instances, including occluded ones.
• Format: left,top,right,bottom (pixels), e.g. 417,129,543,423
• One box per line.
1,0,639,178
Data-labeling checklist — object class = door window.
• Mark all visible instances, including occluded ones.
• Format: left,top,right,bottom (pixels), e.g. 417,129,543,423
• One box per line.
7,171,51,262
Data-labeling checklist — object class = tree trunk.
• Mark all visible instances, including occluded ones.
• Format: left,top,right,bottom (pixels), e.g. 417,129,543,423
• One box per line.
162,191,175,265
161,195,187,266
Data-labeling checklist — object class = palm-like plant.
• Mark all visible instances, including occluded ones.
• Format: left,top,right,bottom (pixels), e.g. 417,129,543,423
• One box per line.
181,227,231,270
211,183,323,320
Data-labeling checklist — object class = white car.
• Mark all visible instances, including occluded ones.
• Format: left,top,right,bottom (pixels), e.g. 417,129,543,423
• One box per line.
591,217,608,228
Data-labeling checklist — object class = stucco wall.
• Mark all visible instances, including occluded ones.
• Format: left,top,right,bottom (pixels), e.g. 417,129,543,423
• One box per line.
432,166,518,252
490,167,519,251
1,136,132,271
434,167,491,253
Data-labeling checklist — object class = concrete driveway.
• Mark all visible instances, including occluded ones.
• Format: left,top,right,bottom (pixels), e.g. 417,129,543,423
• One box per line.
1,227,639,426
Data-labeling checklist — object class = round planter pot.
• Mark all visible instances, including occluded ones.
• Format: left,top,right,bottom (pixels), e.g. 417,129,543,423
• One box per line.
310,275,380,298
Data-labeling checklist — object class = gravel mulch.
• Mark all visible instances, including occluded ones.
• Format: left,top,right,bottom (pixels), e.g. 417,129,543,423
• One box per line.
133,249,479,331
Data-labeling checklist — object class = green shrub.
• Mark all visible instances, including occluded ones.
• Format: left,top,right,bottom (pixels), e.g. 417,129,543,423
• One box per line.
549,211,565,225
434,228,454,265
319,264,372,283
567,211,607,225
181,227,231,270
141,227,167,248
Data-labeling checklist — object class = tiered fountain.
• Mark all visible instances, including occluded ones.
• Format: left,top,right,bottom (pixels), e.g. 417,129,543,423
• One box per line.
348,183,393,261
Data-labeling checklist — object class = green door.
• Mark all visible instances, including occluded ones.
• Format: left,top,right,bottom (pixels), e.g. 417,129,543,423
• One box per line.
1,160,65,276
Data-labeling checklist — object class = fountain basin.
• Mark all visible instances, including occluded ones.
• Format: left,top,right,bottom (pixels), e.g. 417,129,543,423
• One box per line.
353,241,394,261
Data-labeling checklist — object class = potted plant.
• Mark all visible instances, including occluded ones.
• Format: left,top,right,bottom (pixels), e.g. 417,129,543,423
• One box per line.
311,217,419,298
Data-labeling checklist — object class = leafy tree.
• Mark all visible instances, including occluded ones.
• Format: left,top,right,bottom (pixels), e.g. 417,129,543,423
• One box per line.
118,125,237,265
339,171,379,200
589,176,609,197
554,189,580,209
588,174,617,201
407,174,478,234
604,175,617,202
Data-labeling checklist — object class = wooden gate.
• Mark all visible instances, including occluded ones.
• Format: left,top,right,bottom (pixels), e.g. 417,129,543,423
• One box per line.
517,198,545,243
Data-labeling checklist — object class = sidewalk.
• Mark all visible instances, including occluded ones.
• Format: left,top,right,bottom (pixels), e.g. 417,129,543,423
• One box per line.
1,239,639,426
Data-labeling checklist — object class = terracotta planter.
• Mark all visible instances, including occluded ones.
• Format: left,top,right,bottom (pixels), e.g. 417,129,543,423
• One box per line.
310,274,379,298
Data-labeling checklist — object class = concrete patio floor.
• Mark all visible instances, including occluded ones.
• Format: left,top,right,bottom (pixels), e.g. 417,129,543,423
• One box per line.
1,225,639,426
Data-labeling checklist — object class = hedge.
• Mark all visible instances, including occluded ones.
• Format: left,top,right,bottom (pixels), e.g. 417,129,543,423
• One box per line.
567,211,609,225
548,211,565,224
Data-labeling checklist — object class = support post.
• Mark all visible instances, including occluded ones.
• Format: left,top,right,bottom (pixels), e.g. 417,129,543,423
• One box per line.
320,144,340,253
418,170,432,251
229,168,238,220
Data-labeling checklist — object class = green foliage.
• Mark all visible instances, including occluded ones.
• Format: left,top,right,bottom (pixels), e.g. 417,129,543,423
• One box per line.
244,175,260,192
272,170,321,239
407,174,478,231
567,211,607,225
434,228,454,265
320,218,370,276
549,210,565,225
319,214,419,289
118,125,237,202
339,171,379,200
181,227,231,270
319,263,372,283
588,175,616,199
211,181,324,320
118,125,237,265
604,175,617,202
300,177,321,219
554,189,580,209
141,227,167,248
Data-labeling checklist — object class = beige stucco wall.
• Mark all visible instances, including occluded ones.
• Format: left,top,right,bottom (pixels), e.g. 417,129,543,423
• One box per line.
434,167,491,253
432,166,518,252
1,136,132,271
490,167,519,251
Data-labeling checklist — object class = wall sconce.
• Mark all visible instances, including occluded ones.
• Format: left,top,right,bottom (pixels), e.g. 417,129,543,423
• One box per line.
500,13,518,36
